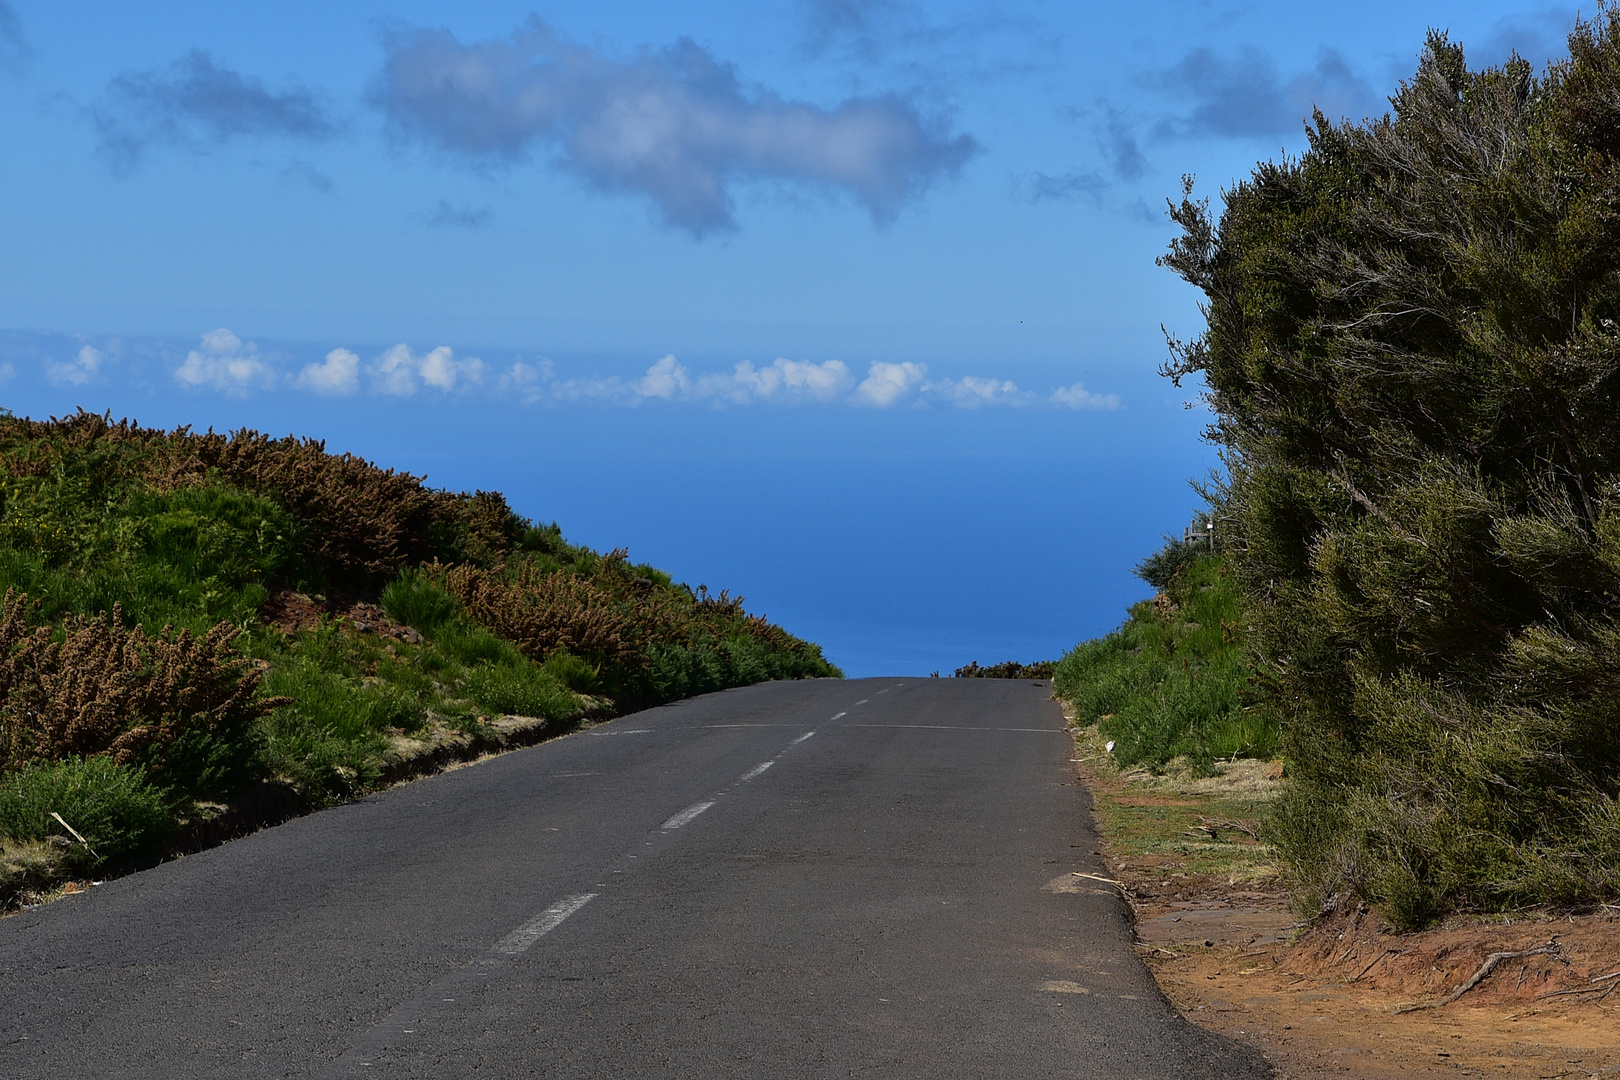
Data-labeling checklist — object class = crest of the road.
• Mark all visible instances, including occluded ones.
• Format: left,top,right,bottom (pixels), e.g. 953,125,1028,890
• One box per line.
0,679,1271,1078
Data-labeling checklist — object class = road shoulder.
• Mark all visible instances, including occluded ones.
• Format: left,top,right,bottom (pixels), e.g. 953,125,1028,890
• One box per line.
1067,718,1620,1079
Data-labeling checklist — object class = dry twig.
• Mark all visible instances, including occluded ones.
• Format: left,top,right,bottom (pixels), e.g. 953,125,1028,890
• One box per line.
1395,941,1560,1013
1352,948,1399,982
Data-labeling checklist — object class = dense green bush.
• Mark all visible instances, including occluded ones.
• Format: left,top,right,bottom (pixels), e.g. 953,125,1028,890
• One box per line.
0,757,171,870
380,569,459,636
1159,11,1620,923
1132,520,1215,591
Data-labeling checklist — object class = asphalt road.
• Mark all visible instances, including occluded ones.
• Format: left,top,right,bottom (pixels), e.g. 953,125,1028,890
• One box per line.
0,677,1271,1079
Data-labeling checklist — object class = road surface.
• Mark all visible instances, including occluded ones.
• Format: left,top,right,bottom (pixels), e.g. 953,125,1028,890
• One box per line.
0,677,1270,1078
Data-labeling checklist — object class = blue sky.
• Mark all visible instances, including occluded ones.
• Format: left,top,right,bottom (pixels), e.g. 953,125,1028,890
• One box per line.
0,1,1583,674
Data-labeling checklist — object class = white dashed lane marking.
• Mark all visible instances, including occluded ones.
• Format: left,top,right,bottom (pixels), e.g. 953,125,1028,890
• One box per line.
491,893,597,956
662,801,716,830
492,726,816,966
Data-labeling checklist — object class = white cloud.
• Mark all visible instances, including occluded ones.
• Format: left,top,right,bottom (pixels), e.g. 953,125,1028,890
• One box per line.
295,347,359,396
693,358,854,404
174,329,273,394
480,353,1103,413
370,343,484,395
420,345,485,390
922,375,1028,407
1050,381,1122,410
853,361,926,407
499,359,552,405
373,343,417,395
636,354,690,399
47,344,104,386
498,353,855,406
374,18,978,234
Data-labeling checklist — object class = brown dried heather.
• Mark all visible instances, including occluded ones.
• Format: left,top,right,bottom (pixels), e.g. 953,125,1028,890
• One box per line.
0,590,277,774
434,554,818,675
433,562,639,666
151,430,444,581
0,411,161,488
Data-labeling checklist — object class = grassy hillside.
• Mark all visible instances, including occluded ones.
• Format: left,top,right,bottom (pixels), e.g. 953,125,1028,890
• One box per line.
1054,535,1275,773
0,410,837,897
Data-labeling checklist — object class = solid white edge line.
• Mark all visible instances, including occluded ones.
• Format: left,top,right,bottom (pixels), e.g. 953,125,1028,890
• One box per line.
662,800,716,830
492,892,597,956
738,761,774,782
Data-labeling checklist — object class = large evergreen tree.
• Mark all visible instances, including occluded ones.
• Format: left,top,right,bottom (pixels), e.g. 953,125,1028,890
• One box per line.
1163,9,1620,924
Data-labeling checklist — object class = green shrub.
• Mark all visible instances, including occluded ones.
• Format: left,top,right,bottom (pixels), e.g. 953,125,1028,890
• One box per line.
542,650,601,694
0,478,295,636
380,569,460,635
1133,528,1211,590
0,757,171,869
1055,551,1272,771
954,660,1056,679
457,663,579,720
133,484,299,586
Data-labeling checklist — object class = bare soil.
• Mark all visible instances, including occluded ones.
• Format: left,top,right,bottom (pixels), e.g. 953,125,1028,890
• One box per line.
1069,722,1620,1079
259,587,423,643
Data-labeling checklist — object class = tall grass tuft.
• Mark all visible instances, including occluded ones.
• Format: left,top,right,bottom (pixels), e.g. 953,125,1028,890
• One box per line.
380,569,460,636
458,663,577,720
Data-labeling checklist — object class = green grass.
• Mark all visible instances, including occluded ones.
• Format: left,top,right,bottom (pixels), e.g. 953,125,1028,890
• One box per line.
458,663,579,720
1054,553,1276,771
0,757,172,870
0,476,296,636
1071,723,1281,887
246,619,585,805
380,569,459,635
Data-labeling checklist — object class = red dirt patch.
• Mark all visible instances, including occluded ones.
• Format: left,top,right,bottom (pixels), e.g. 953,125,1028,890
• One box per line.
259,588,422,644
1116,810,1620,1077
1141,908,1620,1079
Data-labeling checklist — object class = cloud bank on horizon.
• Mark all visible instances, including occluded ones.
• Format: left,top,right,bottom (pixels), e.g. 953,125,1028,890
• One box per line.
19,329,1121,413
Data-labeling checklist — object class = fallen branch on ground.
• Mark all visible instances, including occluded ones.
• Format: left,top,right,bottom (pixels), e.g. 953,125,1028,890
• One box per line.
1537,968,1620,1000
1071,872,1124,891
1395,941,1561,1013
1352,948,1399,982
1187,817,1262,843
